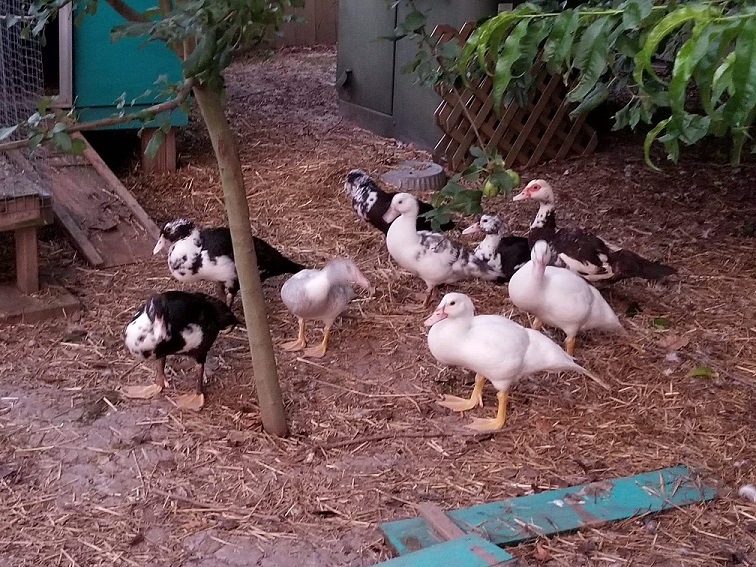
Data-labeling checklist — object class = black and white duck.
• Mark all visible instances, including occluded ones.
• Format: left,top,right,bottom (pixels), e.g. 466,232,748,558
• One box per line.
462,214,530,282
344,169,455,234
122,291,239,410
153,219,307,307
384,193,499,308
280,258,371,358
513,180,676,283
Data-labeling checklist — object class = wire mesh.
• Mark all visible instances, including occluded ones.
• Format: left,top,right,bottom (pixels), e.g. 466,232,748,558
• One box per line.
0,0,45,140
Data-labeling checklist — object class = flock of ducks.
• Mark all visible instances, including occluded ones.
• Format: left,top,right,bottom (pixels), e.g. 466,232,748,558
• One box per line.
121,169,675,428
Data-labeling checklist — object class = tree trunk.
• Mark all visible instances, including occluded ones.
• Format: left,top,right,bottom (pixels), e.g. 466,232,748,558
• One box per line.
192,84,288,436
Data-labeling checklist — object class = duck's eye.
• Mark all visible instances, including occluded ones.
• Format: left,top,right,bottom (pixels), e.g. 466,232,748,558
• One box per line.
449,301,456,306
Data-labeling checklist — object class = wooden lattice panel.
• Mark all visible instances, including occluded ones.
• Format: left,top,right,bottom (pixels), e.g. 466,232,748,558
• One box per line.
432,23,598,172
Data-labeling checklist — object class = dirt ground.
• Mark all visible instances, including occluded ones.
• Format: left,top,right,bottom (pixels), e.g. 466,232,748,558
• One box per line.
2,46,756,567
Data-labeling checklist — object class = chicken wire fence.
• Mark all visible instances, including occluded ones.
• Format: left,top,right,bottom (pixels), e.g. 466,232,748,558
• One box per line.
0,0,44,141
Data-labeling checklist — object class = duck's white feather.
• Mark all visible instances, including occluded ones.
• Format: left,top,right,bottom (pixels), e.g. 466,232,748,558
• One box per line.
509,247,624,338
385,197,496,288
427,294,596,393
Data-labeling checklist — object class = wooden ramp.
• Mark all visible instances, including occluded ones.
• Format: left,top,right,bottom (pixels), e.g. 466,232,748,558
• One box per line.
7,133,159,268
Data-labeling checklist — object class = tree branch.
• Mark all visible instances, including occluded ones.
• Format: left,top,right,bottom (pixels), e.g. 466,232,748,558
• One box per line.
0,79,194,152
103,0,151,22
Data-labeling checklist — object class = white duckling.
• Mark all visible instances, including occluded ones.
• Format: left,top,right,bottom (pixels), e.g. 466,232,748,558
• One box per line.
280,258,371,358
509,240,625,356
425,293,608,431
384,193,498,308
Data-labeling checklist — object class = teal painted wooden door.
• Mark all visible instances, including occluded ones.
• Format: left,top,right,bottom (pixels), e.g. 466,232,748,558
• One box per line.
73,1,187,128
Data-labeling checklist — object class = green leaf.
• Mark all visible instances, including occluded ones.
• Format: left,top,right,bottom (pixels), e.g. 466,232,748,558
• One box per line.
651,316,670,328
52,131,72,153
669,21,713,116
492,19,529,110
469,146,485,158
634,4,719,86
570,82,609,117
144,130,165,159
710,51,736,108
402,9,426,33
436,40,461,60
643,117,671,170
0,125,18,141
28,132,44,151
679,114,711,145
542,10,579,74
568,18,609,102
69,138,86,155
723,17,756,129
621,0,653,30
688,364,716,378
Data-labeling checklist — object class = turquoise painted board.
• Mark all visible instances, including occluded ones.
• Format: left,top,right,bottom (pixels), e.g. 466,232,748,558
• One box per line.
382,465,716,556
375,534,514,566
73,1,187,128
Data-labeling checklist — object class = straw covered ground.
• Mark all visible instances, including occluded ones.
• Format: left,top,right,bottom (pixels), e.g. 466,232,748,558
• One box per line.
1,46,755,566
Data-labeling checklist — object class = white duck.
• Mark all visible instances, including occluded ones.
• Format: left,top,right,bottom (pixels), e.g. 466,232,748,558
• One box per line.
509,241,625,356
425,293,608,431
384,193,498,308
280,258,371,358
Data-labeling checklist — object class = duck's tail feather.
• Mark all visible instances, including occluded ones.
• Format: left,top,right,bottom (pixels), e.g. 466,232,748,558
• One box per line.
573,362,611,390
460,252,501,281
611,249,676,281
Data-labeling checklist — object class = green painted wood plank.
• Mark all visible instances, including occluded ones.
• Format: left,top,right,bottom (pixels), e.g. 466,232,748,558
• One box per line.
375,534,514,566
381,465,716,556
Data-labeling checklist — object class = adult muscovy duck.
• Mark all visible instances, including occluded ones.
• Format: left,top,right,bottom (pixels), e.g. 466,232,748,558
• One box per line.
344,169,455,234
153,219,306,307
280,257,371,358
513,180,676,282
122,291,239,410
462,214,530,282
384,193,498,308
509,241,625,355
425,293,608,431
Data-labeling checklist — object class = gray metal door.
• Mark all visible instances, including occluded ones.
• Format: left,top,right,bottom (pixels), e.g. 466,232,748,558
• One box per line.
336,0,396,116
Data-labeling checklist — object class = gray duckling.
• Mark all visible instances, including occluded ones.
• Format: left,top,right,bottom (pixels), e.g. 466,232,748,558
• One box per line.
280,258,371,358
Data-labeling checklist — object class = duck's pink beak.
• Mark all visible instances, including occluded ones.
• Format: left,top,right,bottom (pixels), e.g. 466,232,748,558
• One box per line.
153,235,168,255
512,188,529,202
424,306,447,327
382,206,400,224
461,222,481,235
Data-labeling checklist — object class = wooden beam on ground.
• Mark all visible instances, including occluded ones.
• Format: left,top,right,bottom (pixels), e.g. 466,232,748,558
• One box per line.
373,534,516,566
381,465,717,557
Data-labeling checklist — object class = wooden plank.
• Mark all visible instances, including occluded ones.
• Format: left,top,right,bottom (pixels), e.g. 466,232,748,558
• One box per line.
15,226,39,294
74,133,161,240
0,198,44,232
376,534,514,566
141,128,177,173
51,201,105,267
417,503,466,541
381,466,717,557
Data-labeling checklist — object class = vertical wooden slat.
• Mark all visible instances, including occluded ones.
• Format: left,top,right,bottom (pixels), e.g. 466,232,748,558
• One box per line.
15,226,39,294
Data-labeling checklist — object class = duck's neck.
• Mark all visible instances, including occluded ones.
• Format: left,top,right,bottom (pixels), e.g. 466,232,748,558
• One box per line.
477,233,501,258
528,201,557,246
390,210,421,242
305,271,332,302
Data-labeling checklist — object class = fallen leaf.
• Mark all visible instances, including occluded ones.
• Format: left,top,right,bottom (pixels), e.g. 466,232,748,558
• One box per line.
534,542,551,561
688,364,717,378
651,317,670,329
658,334,690,351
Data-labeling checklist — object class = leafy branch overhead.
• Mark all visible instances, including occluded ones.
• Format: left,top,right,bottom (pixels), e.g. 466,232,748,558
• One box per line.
397,0,755,169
